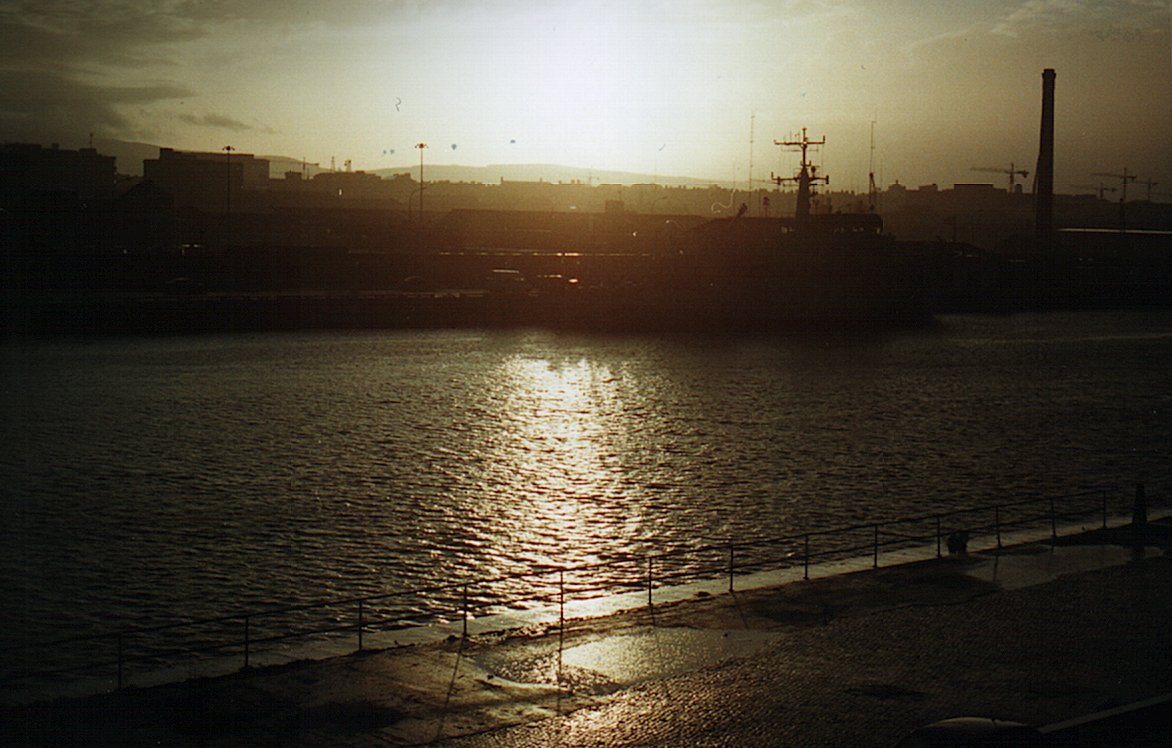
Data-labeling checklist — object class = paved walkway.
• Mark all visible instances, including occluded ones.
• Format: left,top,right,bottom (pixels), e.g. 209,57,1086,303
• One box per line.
445,551,1171,747
3,535,1169,746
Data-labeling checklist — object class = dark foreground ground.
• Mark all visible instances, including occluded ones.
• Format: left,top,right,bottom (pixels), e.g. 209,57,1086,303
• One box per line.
3,534,1170,747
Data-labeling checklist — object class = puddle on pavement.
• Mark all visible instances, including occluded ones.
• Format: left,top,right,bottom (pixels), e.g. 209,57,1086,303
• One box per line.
963,543,1163,590
561,628,777,683
475,627,777,691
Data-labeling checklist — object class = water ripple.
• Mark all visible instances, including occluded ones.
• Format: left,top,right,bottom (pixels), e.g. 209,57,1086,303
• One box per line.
1,314,1170,649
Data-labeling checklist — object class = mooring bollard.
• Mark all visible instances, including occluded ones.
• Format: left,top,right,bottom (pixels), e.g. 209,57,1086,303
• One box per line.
1050,496,1057,539
357,599,364,652
1133,483,1147,527
873,525,880,568
935,516,942,559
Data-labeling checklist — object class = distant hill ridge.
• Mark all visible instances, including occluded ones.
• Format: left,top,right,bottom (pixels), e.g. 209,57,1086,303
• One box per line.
369,163,721,187
89,137,724,186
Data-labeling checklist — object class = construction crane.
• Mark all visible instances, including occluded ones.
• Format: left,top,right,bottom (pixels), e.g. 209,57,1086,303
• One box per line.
1136,177,1159,202
1091,168,1136,201
1070,183,1117,200
971,163,1029,192
1092,168,1138,231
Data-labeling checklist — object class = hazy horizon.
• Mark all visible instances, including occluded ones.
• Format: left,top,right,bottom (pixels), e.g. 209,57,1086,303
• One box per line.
80,137,733,186
2,1,1169,195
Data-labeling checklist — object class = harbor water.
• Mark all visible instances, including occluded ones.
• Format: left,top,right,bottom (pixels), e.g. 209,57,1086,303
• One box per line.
2,310,1170,660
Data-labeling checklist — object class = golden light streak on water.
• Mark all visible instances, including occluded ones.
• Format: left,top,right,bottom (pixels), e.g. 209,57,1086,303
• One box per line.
490,353,639,572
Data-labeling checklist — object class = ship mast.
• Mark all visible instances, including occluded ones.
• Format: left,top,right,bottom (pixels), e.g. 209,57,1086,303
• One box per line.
772,127,828,220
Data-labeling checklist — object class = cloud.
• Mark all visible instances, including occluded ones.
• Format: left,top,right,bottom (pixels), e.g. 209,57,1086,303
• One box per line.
177,112,263,132
0,0,412,41
990,0,1168,38
0,67,190,143
0,4,197,142
0,3,205,70
166,0,410,27
0,0,407,145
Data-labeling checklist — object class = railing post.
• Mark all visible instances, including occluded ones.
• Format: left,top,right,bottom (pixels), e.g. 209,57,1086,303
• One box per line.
243,616,251,669
1102,489,1108,529
1050,496,1057,539
462,584,469,638
935,516,942,559
647,556,653,608
995,506,1002,549
117,633,124,691
357,599,364,652
873,525,880,568
728,540,735,593
558,570,565,686
804,534,810,580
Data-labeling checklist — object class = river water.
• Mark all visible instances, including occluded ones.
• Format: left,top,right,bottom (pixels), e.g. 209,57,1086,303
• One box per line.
2,310,1170,657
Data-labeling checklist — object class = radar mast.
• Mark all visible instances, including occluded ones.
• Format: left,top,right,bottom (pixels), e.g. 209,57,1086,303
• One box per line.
772,128,828,220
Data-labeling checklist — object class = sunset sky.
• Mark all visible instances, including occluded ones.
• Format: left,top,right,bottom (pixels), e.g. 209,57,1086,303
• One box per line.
1,0,1169,194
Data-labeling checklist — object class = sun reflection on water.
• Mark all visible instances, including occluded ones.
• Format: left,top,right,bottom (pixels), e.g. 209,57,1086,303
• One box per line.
487,352,641,573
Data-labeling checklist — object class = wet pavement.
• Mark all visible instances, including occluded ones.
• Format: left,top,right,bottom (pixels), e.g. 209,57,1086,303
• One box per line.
3,526,1170,746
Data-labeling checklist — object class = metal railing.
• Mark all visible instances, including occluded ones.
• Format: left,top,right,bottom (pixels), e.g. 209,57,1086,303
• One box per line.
0,484,1156,698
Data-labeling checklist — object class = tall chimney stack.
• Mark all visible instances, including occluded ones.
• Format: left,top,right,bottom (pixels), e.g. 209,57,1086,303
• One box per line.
1035,68,1055,239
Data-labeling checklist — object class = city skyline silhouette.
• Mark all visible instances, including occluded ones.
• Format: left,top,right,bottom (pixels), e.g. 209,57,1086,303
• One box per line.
1,1,1168,193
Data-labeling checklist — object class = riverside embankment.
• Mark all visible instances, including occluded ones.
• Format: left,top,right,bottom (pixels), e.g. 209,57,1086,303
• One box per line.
3,520,1169,746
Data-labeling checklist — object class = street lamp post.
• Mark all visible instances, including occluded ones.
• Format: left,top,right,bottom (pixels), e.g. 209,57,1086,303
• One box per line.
414,142,428,220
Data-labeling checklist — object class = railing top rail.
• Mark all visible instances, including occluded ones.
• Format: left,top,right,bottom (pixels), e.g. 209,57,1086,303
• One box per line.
0,483,1135,655
734,486,1120,548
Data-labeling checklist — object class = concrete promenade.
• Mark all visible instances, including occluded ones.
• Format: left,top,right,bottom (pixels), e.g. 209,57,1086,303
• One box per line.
3,529,1169,746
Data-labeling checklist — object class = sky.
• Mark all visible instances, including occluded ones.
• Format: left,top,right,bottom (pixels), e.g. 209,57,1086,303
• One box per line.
1,0,1169,195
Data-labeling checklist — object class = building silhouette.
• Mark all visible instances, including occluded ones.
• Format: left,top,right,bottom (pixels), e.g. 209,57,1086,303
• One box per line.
143,148,269,212
0,142,116,206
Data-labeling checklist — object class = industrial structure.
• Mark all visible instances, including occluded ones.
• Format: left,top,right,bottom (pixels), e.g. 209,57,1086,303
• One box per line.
1034,68,1056,238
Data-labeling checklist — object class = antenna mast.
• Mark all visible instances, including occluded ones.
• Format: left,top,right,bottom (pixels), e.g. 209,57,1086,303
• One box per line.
748,112,755,217
771,127,828,220
868,120,877,212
